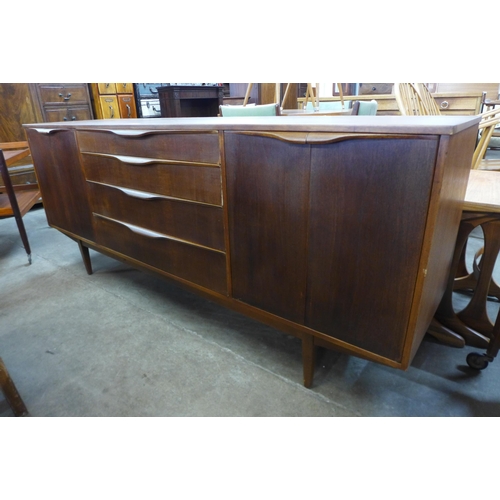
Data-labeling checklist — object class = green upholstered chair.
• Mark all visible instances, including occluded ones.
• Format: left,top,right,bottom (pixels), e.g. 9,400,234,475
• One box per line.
304,101,352,111
351,100,378,115
219,103,280,117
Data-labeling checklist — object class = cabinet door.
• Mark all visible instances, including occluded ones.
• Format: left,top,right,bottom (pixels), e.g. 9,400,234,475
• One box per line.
25,128,94,241
225,132,310,324
99,95,120,119
117,94,137,118
305,136,439,361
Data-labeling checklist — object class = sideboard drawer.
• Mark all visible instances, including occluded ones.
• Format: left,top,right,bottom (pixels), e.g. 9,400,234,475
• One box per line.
93,214,227,294
81,153,222,205
88,181,225,251
77,130,220,165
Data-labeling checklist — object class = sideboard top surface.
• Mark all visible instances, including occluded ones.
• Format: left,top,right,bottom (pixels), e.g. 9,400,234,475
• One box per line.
23,115,481,136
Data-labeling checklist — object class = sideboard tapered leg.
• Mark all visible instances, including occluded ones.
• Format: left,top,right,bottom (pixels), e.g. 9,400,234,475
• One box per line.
77,240,93,275
302,335,316,388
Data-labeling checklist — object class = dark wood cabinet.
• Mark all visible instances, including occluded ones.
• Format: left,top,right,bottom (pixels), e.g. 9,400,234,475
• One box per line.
24,115,480,386
157,85,224,117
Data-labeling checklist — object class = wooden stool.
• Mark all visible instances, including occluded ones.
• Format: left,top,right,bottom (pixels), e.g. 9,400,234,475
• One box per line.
0,357,29,417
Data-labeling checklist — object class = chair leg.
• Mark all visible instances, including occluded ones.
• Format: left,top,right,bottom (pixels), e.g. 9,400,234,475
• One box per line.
0,357,29,417
12,211,32,264
0,151,32,264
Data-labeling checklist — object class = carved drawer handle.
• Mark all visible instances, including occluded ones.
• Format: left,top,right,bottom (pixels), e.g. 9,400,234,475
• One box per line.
123,222,165,239
440,101,449,109
32,128,65,134
109,106,114,118
115,186,161,200
126,104,131,117
59,92,72,101
104,129,160,137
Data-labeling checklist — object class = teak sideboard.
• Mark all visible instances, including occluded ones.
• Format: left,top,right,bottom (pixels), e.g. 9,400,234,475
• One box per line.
24,116,480,387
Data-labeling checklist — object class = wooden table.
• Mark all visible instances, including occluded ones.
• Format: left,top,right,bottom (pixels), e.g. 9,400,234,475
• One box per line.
432,170,500,368
24,115,480,386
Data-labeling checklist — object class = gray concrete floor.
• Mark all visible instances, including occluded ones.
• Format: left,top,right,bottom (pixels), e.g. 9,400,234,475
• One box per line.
2,154,500,416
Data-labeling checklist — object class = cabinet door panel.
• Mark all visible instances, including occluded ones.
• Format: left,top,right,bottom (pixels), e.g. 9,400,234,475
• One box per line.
117,95,137,118
99,96,120,119
26,128,94,241
306,137,439,361
225,132,310,324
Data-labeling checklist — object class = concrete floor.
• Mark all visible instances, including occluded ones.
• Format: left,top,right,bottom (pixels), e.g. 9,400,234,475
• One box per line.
2,167,500,416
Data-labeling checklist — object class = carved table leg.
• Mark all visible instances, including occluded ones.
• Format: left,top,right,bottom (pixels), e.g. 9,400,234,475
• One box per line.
458,220,500,336
302,335,316,388
434,218,490,347
77,240,93,275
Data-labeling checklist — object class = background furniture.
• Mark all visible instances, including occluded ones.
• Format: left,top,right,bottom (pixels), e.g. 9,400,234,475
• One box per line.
31,83,94,122
158,85,224,117
351,100,378,115
0,83,93,190
0,142,41,264
25,115,480,387
219,103,280,116
90,83,138,119
298,92,485,115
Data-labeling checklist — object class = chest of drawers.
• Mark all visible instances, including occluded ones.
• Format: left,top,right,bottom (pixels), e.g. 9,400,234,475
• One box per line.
24,116,480,387
33,83,94,122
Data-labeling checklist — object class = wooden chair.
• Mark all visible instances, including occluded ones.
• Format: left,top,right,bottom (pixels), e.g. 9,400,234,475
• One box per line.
0,356,29,416
472,107,500,170
351,100,378,115
0,141,41,264
414,83,442,115
394,83,430,116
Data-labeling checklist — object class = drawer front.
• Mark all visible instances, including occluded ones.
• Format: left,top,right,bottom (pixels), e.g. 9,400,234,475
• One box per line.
97,83,117,94
433,95,482,115
94,214,227,294
117,95,137,118
115,83,134,94
44,105,93,122
77,130,220,164
99,96,120,119
38,84,90,105
88,181,225,251
81,153,222,205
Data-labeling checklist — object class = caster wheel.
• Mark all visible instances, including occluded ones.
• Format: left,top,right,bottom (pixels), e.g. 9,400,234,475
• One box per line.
466,352,489,370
